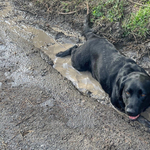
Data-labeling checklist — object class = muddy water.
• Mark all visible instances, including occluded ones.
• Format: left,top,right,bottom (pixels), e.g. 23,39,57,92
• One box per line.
1,1,150,122
27,27,106,100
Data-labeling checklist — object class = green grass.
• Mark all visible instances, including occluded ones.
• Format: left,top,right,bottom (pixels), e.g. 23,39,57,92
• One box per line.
123,5,150,38
92,0,126,22
92,0,150,39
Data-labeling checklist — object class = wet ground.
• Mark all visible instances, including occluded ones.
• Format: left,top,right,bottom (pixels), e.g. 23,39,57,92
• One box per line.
1,0,150,149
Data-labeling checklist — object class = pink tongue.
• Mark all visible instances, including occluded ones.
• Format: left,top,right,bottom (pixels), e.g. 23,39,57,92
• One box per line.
129,115,140,120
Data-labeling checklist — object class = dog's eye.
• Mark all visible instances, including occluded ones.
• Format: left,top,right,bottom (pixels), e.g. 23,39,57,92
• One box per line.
141,94,146,97
126,91,130,96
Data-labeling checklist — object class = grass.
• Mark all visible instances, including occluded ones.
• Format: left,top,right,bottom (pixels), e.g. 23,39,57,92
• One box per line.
91,0,150,39
123,5,150,38
92,0,126,22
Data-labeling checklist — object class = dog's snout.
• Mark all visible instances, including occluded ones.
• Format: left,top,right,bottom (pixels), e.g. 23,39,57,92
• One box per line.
126,108,136,116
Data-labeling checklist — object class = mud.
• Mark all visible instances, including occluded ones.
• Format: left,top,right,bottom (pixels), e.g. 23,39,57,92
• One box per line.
1,0,150,149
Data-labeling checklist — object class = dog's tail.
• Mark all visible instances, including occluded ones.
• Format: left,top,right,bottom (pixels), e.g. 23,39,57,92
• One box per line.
56,2,91,58
83,2,93,40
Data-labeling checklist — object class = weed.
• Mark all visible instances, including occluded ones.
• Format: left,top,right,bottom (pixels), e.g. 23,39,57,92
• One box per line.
92,0,126,22
123,5,150,38
92,5,104,18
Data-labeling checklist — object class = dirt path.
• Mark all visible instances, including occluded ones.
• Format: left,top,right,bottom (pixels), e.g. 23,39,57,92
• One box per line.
0,0,150,149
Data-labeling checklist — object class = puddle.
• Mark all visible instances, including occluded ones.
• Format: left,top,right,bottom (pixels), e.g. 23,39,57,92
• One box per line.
25,27,106,100
1,1,150,122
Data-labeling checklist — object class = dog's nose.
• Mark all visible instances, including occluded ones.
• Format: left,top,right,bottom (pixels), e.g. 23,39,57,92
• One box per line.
126,108,136,116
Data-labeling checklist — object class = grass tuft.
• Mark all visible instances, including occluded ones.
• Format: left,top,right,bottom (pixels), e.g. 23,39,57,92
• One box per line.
123,5,150,38
92,0,126,22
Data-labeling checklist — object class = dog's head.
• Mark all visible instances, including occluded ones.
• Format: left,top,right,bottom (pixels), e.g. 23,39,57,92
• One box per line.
120,73,150,120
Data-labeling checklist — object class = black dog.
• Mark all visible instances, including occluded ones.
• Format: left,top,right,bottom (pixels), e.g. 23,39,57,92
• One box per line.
56,13,150,120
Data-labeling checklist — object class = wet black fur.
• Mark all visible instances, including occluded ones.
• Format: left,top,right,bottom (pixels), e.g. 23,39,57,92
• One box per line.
56,14,150,117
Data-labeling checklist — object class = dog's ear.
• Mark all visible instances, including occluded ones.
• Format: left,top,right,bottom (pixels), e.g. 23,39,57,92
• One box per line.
117,76,127,96
111,76,127,110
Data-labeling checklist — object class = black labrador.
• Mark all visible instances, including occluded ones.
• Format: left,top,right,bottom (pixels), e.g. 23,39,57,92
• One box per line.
56,14,150,120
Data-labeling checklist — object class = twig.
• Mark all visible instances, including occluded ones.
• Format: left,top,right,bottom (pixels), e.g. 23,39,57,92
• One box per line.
16,114,34,126
58,10,77,15
142,39,150,44
128,0,149,7
58,4,87,15
131,32,137,43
